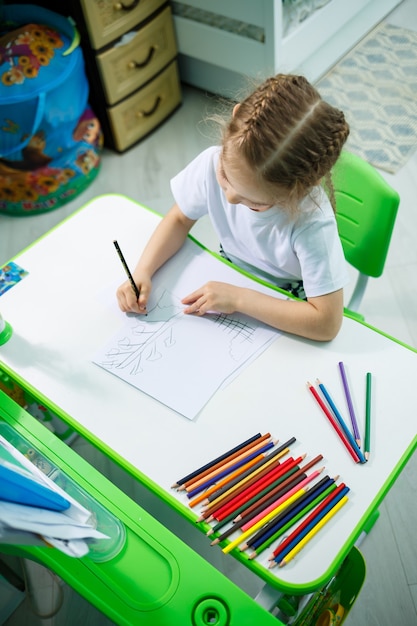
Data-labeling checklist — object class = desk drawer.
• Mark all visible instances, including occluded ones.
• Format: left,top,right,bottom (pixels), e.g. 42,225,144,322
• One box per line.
108,60,181,152
79,0,166,49
97,6,177,105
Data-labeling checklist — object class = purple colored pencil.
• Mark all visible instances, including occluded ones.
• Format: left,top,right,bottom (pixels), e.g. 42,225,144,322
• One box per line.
338,361,361,445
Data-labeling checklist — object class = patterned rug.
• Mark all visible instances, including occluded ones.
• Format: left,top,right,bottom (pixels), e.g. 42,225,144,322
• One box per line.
316,23,417,173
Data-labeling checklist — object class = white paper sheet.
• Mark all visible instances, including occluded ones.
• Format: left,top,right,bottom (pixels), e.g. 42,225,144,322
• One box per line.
93,240,285,419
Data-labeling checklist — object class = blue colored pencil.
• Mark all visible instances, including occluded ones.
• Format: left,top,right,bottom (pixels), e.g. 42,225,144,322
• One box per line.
317,379,367,464
247,477,337,554
272,484,350,564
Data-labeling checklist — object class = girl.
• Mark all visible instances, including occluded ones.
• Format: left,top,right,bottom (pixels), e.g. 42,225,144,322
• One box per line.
116,74,350,341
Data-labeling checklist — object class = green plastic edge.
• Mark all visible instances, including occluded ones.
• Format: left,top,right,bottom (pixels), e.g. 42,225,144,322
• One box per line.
2,192,417,594
0,391,281,626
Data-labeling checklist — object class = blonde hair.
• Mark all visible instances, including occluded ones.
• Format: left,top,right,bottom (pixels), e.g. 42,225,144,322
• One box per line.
221,74,349,213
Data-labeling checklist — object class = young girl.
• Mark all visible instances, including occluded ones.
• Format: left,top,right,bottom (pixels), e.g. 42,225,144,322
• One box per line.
116,74,350,341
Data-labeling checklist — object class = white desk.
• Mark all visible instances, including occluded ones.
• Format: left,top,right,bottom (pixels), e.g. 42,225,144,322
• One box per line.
1,195,416,594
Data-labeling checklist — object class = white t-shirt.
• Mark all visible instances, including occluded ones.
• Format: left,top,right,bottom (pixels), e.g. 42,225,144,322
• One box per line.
170,146,349,298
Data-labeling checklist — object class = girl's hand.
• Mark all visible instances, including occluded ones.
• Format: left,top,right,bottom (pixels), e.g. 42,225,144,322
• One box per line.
116,274,151,314
181,281,239,316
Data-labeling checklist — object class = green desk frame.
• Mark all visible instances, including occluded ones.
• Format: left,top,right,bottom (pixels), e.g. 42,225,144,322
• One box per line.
0,389,282,626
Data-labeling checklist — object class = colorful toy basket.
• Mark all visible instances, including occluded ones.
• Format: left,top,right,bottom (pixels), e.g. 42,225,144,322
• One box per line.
0,5,103,215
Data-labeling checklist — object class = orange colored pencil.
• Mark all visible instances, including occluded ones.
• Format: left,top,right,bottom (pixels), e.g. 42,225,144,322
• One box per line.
184,437,276,493
180,432,271,490
201,447,289,510
189,454,264,508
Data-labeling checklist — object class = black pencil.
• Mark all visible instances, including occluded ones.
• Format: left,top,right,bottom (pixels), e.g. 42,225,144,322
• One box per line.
113,240,140,300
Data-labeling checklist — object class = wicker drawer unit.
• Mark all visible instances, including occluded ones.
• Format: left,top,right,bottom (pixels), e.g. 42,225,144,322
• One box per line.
108,60,181,151
71,0,181,152
97,5,178,105
79,0,167,50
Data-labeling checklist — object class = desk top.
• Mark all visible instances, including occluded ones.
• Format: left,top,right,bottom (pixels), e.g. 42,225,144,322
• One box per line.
1,194,416,593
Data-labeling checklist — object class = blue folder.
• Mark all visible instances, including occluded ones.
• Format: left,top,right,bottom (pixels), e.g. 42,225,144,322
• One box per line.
0,464,70,511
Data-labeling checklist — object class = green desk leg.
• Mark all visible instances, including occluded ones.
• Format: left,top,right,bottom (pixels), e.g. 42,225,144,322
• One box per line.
0,391,281,626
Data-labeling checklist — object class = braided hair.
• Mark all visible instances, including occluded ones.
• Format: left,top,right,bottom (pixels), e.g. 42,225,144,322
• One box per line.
222,74,349,213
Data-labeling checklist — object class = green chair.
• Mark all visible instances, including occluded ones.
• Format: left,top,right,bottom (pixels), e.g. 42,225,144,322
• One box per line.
332,151,400,320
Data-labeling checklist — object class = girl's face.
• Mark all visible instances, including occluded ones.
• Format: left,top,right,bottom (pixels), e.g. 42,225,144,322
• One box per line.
216,153,274,212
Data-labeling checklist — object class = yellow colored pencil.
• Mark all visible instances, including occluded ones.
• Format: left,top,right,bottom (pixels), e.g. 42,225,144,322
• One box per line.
278,495,348,567
222,487,308,554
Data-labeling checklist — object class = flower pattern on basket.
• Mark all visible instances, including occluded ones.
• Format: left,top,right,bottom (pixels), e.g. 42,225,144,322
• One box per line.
0,24,64,86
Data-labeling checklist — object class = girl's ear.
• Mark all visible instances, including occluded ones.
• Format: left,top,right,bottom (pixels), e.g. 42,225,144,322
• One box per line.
232,103,240,117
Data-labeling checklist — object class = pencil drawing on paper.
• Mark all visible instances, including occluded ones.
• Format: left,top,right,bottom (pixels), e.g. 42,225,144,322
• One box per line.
93,284,279,418
99,288,183,376
98,289,258,377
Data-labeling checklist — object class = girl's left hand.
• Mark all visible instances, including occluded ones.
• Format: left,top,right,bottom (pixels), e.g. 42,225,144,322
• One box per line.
182,281,239,316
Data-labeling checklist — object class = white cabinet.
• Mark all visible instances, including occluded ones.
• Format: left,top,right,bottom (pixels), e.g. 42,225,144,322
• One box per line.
172,0,403,96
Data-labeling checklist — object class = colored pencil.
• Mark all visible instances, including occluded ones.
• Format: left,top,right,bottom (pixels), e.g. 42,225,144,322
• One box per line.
211,470,302,545
338,361,361,446
201,445,289,509
241,468,324,532
197,452,286,522
231,473,309,535
317,379,367,464
189,454,264,508
277,495,349,567
172,433,262,487
244,475,335,550
185,439,276,497
210,456,302,522
233,455,323,523
222,487,308,554
202,454,297,517
307,382,360,463
204,437,296,504
365,372,372,460
181,433,271,490
271,483,349,563
113,240,140,300
209,465,301,543
248,481,337,557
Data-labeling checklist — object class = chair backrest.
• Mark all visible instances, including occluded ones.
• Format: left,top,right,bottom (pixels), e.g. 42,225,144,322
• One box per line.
332,151,400,278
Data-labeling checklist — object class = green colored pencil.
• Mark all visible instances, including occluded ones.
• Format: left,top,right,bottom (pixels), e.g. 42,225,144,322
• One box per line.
365,372,372,460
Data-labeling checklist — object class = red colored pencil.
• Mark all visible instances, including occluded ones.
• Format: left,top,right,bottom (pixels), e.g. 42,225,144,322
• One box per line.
307,382,360,463
212,456,303,522
233,454,323,523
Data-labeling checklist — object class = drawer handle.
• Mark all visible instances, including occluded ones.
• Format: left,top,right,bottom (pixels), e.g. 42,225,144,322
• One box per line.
128,46,157,69
136,96,162,118
114,0,140,11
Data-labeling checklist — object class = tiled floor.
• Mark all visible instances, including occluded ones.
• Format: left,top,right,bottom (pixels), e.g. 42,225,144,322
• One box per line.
1,0,417,624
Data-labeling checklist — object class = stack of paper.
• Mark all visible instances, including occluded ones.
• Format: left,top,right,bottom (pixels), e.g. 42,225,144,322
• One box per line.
0,435,108,557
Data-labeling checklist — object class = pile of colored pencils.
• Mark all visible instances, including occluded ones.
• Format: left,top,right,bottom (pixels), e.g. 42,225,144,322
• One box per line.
172,433,349,567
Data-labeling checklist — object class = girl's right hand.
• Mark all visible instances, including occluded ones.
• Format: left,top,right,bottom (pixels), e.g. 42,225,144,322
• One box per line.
116,274,151,314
